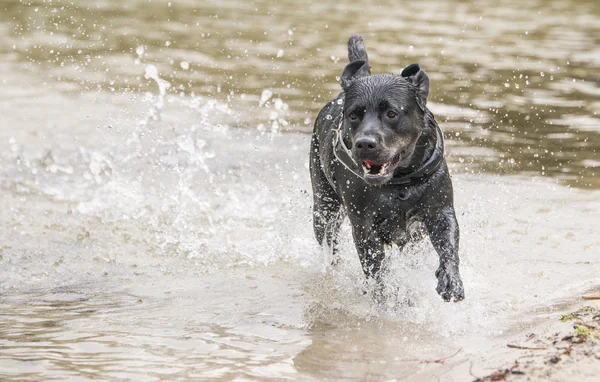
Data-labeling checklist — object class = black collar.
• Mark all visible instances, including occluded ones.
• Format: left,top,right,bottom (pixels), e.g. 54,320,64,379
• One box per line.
333,119,445,186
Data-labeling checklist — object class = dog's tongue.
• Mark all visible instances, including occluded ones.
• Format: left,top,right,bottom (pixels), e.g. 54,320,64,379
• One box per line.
364,160,380,166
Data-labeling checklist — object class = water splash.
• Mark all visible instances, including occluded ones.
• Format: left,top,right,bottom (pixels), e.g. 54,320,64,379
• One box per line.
257,89,290,135
142,64,171,125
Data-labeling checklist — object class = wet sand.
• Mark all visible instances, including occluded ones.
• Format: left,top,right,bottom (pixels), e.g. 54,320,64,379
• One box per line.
472,299,600,382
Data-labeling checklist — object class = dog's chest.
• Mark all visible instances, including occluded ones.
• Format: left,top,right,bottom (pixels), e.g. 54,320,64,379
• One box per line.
371,188,423,236
337,172,424,240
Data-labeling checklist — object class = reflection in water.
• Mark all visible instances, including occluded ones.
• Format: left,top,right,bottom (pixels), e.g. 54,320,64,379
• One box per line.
0,0,598,187
0,287,307,380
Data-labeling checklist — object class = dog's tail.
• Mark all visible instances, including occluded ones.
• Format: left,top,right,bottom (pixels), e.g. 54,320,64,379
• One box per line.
347,35,370,73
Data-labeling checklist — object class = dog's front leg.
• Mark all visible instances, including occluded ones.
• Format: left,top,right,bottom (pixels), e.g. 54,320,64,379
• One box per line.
310,134,344,261
352,227,388,302
425,207,465,302
352,227,386,280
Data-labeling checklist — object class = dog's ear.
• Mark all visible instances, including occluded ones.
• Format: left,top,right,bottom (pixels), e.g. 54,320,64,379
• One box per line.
401,63,430,102
341,60,369,91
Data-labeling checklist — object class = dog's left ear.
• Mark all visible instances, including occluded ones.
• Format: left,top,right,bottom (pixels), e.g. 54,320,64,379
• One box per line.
401,63,430,103
341,60,369,91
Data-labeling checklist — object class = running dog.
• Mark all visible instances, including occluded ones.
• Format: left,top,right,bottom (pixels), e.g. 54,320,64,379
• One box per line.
310,35,464,302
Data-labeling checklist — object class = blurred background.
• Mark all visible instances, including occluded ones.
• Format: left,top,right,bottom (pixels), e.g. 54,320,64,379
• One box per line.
2,0,599,187
0,1,598,381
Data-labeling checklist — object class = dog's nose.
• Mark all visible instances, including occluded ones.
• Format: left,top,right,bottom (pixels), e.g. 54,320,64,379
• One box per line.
355,137,379,155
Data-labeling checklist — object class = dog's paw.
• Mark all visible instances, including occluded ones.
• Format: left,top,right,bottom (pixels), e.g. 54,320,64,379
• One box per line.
435,267,465,302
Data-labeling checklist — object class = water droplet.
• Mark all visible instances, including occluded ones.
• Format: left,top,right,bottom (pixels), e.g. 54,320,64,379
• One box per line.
259,89,273,106
136,45,145,57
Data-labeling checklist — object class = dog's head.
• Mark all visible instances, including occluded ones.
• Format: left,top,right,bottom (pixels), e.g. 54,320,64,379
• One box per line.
341,61,430,186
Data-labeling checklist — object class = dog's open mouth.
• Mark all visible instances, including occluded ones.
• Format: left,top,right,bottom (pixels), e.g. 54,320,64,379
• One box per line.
361,155,400,177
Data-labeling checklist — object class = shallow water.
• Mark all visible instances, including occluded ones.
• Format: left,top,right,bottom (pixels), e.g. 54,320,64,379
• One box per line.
0,0,599,380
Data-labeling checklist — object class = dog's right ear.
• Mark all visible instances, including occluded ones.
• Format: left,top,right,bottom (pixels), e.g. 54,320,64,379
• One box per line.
341,60,369,91
401,63,430,102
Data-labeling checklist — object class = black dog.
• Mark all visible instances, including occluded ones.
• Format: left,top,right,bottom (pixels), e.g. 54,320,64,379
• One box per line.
310,35,464,302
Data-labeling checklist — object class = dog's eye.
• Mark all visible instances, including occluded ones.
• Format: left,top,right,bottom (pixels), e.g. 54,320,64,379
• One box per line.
348,112,358,120
387,111,398,119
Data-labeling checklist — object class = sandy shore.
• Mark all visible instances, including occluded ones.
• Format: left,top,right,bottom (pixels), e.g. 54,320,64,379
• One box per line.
474,300,600,382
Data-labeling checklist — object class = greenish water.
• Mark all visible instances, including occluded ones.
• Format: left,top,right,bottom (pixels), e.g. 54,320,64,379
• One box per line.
2,0,598,188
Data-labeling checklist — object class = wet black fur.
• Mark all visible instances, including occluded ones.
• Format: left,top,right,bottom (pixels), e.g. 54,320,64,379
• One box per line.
310,35,464,302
